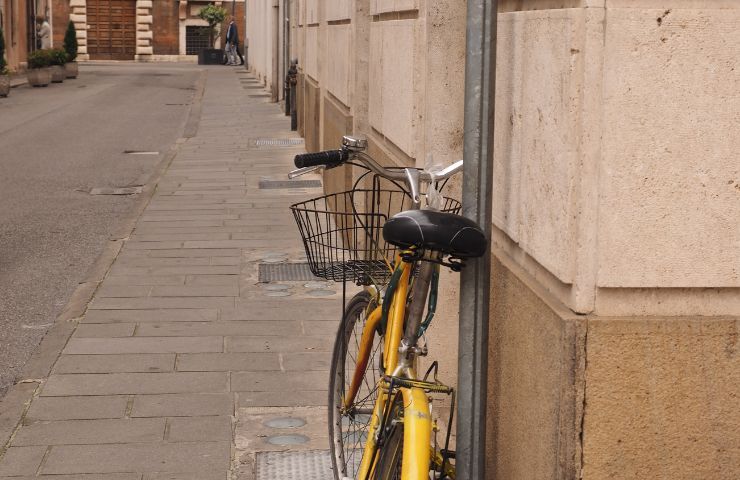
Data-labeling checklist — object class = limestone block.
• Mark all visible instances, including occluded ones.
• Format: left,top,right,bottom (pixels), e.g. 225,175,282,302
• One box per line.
326,0,351,21
137,0,153,7
583,316,740,479
368,23,383,134
136,9,151,16
136,31,153,40
368,20,416,157
492,9,583,284
596,7,740,288
326,25,351,106
137,39,151,47
137,15,153,25
305,0,318,24
136,46,154,55
69,0,85,7
70,14,86,23
76,30,87,40
305,26,319,81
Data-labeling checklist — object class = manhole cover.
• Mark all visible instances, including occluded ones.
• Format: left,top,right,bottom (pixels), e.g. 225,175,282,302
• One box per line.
254,138,305,147
266,434,309,446
89,186,143,195
264,417,307,429
259,263,321,282
261,284,290,291
255,450,331,480
259,180,321,189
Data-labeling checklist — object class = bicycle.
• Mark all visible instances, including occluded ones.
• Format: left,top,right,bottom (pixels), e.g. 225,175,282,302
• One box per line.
289,136,486,480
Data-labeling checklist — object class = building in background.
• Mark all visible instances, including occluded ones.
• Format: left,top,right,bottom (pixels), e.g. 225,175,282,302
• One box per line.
51,0,245,62
1,0,53,70
246,0,740,478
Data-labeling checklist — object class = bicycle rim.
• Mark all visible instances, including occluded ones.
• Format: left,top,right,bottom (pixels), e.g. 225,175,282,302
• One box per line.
329,290,384,479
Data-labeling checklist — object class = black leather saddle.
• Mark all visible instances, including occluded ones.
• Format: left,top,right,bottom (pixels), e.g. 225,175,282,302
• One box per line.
382,210,487,258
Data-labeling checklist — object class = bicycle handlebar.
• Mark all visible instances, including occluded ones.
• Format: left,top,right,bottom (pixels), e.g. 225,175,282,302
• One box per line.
294,150,346,169
291,149,463,186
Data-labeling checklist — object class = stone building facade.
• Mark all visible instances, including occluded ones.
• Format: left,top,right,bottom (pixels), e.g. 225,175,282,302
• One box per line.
1,0,53,69
247,0,740,478
54,0,245,62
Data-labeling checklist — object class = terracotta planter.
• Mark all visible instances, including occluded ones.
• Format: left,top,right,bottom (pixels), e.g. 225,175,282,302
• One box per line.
51,65,66,83
0,75,9,97
65,61,79,79
27,68,52,87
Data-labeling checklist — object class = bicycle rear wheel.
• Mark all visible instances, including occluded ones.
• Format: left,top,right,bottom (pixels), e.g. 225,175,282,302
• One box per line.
329,290,384,479
372,395,404,480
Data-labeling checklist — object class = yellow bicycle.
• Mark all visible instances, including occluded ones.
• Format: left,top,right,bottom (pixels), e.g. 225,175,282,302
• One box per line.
290,136,486,480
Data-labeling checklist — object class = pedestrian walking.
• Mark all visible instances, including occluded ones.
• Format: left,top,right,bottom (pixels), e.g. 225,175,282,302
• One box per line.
37,16,51,49
224,17,244,66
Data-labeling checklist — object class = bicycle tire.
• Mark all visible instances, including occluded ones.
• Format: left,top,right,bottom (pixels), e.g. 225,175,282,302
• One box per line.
372,394,404,480
329,290,384,480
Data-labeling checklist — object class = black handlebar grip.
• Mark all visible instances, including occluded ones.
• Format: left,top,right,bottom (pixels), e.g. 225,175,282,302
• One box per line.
294,150,345,169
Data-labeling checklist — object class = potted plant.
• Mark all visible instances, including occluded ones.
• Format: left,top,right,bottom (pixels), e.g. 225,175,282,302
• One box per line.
63,21,79,79
27,50,53,87
197,4,228,65
49,48,68,83
0,26,9,97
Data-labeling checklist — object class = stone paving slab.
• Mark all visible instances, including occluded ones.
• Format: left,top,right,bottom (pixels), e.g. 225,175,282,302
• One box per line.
0,67,340,478
41,372,229,396
25,396,128,421
40,442,230,475
130,393,233,418
53,354,175,374
12,418,165,446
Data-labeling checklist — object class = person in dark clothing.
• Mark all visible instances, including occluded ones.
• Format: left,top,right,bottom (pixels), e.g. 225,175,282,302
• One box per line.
224,17,244,66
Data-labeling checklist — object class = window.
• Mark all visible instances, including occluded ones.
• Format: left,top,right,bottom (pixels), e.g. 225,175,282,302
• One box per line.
185,25,210,54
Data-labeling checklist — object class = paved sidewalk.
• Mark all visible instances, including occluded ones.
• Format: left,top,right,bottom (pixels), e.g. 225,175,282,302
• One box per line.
0,66,341,479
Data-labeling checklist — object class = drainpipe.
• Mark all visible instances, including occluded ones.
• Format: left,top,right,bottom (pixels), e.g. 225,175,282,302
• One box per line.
457,0,498,478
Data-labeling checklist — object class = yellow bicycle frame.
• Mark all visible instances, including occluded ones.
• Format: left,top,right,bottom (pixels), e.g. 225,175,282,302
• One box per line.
346,260,433,480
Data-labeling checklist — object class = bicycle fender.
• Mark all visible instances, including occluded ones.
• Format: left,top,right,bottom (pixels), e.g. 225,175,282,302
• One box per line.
401,387,432,480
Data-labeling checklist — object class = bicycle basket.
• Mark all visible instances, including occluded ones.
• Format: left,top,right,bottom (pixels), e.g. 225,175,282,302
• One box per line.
290,188,461,285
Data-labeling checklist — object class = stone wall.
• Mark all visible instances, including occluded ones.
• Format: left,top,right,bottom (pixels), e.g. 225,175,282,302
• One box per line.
247,0,740,477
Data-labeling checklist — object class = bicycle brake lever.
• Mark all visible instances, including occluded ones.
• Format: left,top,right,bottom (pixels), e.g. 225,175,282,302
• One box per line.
288,165,321,179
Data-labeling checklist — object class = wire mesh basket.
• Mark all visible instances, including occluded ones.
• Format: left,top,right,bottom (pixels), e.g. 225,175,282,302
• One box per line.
290,188,461,285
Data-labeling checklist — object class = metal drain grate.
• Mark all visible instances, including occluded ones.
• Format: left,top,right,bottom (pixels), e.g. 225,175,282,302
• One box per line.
255,138,305,147
259,180,321,189
259,263,321,282
255,450,332,480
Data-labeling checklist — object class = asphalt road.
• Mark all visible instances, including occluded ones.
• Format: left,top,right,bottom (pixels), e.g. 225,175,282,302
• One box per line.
0,63,203,397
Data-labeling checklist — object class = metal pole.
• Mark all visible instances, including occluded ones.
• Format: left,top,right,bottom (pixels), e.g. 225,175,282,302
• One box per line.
457,0,497,478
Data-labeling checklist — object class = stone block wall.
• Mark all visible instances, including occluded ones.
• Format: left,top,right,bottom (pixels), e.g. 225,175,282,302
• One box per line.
248,0,740,478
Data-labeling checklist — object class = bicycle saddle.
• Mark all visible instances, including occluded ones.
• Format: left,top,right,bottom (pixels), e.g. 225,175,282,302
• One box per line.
383,210,487,258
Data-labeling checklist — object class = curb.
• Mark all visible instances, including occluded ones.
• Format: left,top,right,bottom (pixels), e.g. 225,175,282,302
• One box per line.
0,69,208,456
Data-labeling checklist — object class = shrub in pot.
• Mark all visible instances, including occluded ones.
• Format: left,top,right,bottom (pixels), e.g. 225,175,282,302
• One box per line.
49,48,68,83
197,5,228,65
27,49,52,87
0,26,9,97
63,21,79,79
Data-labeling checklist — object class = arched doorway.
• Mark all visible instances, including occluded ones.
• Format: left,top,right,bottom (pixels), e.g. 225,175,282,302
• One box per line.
87,0,136,60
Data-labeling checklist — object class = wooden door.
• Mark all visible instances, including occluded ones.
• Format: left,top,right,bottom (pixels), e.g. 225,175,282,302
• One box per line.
87,0,136,60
